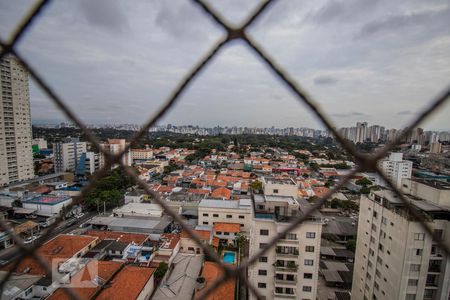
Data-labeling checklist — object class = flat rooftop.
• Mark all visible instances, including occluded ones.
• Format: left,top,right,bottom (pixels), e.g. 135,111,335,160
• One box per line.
263,177,296,185
22,195,71,205
199,199,251,210
412,178,450,190
253,194,298,205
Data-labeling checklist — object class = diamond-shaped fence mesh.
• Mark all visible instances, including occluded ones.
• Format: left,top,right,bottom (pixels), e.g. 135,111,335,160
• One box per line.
1,0,450,299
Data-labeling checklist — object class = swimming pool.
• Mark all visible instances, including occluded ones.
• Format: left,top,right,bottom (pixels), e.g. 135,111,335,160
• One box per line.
223,251,236,264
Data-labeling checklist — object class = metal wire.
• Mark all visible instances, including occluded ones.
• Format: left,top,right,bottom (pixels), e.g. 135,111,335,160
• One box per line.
0,0,449,299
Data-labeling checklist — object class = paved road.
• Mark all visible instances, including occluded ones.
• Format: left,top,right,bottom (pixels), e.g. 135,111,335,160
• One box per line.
0,211,96,262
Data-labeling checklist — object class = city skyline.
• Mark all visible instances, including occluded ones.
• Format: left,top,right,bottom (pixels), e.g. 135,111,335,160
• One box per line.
1,0,450,130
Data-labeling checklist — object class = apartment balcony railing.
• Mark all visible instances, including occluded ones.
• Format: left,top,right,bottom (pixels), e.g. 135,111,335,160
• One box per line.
275,279,297,285
273,291,296,298
428,264,441,273
273,262,298,272
276,250,299,258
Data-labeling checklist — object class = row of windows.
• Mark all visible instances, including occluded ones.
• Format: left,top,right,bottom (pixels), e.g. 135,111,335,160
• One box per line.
202,213,245,219
259,229,316,239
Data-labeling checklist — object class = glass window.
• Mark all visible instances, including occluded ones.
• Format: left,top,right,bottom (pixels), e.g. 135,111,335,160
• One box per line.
258,270,267,276
305,246,315,252
304,259,314,266
260,229,269,236
258,282,266,288
306,232,315,239
259,257,268,263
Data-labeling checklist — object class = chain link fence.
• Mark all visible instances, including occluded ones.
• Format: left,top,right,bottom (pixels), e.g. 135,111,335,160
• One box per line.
1,0,450,299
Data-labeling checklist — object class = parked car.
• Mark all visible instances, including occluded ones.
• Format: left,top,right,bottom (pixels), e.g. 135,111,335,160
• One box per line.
23,236,37,244
65,219,77,228
75,213,85,219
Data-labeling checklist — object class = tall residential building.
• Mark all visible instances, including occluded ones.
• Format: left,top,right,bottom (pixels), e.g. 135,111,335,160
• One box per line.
378,152,412,189
53,138,87,173
248,194,322,300
75,151,102,176
430,142,442,154
0,55,34,186
352,190,450,300
100,139,131,169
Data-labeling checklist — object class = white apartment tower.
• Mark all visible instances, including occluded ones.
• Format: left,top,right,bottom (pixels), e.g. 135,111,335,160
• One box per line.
248,191,322,299
378,152,412,189
0,55,34,186
53,138,87,172
352,190,450,300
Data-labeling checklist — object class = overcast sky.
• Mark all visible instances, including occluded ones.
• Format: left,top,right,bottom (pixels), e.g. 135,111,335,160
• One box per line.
1,0,450,130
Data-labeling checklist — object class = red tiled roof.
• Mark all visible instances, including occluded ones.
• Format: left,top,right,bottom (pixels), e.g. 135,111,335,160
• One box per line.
83,230,148,245
188,188,210,195
313,186,331,198
213,222,240,233
194,262,236,300
47,261,123,300
211,187,231,200
2,235,97,276
181,229,211,241
96,266,155,300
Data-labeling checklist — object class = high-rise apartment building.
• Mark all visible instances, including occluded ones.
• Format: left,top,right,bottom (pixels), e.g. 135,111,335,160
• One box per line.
249,177,321,300
248,194,322,300
352,190,450,300
378,152,412,189
53,138,87,173
0,55,34,186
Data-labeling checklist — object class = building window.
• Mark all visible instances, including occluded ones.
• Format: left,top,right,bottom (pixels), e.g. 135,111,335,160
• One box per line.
303,286,312,292
224,232,229,236
414,233,425,241
273,189,279,194
304,273,313,279
408,279,418,286
259,257,268,263
306,232,315,239
239,215,245,219
305,246,315,252
260,243,267,249
258,283,266,288
260,229,269,236
304,259,314,266
258,270,267,276
415,249,423,256
203,222,208,225
213,214,219,217
202,213,209,217
410,264,421,272
226,215,232,219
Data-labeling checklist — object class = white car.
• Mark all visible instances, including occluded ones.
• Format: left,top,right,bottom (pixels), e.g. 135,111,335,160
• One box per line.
23,236,37,244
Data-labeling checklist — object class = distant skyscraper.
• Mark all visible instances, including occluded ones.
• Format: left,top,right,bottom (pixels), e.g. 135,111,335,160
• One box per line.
0,55,34,186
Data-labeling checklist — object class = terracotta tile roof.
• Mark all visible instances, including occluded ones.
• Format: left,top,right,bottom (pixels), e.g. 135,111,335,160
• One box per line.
194,262,236,300
159,233,180,250
83,230,148,245
313,186,331,198
211,187,231,200
47,261,123,300
213,222,241,233
181,229,211,241
2,234,97,275
157,186,174,193
96,266,155,300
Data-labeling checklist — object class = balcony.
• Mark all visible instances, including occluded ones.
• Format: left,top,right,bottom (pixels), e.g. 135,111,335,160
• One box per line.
276,250,299,258
428,264,441,273
273,261,298,272
274,291,296,299
275,279,297,285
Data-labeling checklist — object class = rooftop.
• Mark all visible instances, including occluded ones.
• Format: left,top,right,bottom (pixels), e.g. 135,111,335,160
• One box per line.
411,178,450,190
199,199,251,210
213,222,241,233
96,266,155,300
263,177,297,185
22,194,71,205
152,253,203,300
83,230,149,245
194,262,236,300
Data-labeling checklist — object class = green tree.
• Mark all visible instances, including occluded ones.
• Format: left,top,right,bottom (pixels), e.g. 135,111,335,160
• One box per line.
154,261,168,282
250,180,263,193
355,177,372,187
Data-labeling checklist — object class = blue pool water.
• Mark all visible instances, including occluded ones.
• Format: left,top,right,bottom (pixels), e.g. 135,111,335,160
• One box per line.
223,251,236,264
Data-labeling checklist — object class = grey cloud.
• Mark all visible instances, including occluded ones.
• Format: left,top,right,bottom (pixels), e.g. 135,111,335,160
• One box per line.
397,110,413,115
78,0,129,33
314,75,339,85
331,112,366,118
307,0,381,24
357,6,450,39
